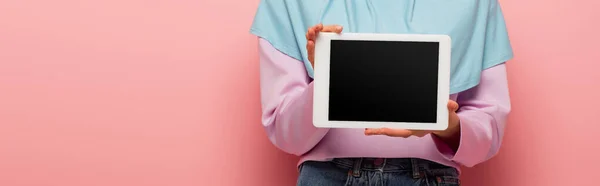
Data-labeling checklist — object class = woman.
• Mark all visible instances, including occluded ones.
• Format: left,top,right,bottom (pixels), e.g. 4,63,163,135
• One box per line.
250,0,513,185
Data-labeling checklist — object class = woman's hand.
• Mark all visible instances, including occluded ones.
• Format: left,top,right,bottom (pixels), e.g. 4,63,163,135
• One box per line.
306,23,343,68
364,100,461,139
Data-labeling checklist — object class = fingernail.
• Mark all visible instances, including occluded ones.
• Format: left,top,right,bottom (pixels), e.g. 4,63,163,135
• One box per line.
336,26,342,30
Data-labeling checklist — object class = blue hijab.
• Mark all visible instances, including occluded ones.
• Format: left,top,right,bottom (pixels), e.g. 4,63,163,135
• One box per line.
250,0,513,94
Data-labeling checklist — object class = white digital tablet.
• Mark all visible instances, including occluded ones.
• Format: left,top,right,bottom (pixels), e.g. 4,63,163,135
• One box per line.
312,32,451,131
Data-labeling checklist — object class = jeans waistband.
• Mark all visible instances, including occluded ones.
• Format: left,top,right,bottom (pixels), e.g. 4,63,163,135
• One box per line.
331,158,456,178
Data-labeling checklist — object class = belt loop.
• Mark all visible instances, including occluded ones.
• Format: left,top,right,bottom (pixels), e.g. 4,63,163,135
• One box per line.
411,158,421,179
352,158,363,177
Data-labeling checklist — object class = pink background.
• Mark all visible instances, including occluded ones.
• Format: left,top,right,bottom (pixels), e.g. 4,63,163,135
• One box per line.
1,0,598,185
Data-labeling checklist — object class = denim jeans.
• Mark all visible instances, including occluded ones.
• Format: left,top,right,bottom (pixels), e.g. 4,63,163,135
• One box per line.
297,158,460,186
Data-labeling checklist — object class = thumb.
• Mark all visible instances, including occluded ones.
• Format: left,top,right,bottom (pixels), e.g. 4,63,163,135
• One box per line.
321,25,343,33
447,100,459,112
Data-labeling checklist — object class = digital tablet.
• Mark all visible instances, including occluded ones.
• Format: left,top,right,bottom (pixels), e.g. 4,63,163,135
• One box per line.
312,32,451,131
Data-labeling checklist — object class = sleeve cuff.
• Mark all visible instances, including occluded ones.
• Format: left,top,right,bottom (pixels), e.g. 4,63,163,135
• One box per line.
432,111,493,167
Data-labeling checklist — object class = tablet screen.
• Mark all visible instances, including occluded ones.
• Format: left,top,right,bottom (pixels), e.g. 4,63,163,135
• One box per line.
328,40,439,123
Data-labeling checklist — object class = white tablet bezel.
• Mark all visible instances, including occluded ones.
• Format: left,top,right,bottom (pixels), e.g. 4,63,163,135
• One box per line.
312,32,451,131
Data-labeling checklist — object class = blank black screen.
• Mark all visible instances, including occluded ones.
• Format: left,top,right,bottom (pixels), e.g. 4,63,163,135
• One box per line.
328,40,439,123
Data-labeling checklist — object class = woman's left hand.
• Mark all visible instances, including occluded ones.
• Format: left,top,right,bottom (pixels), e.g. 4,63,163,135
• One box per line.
364,100,461,138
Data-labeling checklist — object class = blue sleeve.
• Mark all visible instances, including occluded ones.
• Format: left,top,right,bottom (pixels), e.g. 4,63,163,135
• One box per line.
250,0,325,78
249,0,303,62
482,0,514,69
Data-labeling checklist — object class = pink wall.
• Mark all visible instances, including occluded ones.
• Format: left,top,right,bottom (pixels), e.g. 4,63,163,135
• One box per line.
0,0,598,186
459,1,600,185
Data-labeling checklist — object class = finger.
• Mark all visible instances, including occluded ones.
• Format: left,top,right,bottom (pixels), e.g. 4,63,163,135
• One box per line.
306,24,340,42
315,23,323,31
365,128,412,138
309,24,326,41
307,40,315,67
411,130,431,137
322,25,343,33
313,23,324,33
307,27,317,41
364,128,384,135
447,100,459,112
312,25,322,39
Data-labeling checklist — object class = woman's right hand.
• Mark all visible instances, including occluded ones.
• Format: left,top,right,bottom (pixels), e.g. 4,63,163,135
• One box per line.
306,24,343,68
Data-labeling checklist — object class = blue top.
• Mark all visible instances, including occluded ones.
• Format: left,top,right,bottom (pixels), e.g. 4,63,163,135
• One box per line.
250,0,514,94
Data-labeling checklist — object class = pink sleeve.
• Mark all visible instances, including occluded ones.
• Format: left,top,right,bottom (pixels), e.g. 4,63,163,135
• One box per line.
433,64,512,167
257,38,330,156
